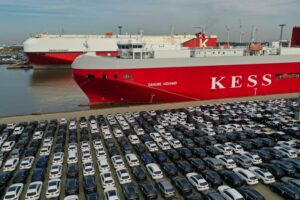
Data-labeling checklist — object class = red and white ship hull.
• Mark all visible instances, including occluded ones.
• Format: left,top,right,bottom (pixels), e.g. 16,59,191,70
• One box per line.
72,55,300,104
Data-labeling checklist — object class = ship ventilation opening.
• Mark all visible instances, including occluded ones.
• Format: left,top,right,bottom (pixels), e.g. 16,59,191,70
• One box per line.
102,75,107,80
114,74,118,79
86,74,95,79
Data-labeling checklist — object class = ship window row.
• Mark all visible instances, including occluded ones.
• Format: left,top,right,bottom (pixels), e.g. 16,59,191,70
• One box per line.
118,45,143,49
276,73,300,79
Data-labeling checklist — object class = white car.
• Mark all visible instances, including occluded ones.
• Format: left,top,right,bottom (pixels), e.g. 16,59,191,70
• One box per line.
240,151,262,165
186,172,209,191
6,123,17,130
97,159,110,172
49,164,62,179
67,151,78,164
145,141,159,152
0,134,8,146
111,155,125,169
153,125,165,134
81,150,92,162
46,179,60,198
116,168,132,184
274,146,298,158
157,140,171,150
249,166,275,184
3,158,19,172
3,183,23,200
125,153,140,167
68,143,77,152
13,126,24,135
168,139,182,149
33,131,43,140
43,137,53,146
214,144,233,155
112,128,123,138
52,152,64,164
91,125,99,134
69,123,77,130
104,187,119,200
150,132,163,142
233,168,258,185
100,171,115,188
183,123,195,130
93,140,103,149
225,142,244,154
25,181,42,200
201,128,216,136
83,162,95,176
81,141,91,151
134,127,145,135
160,132,173,140
218,185,244,200
60,118,68,125
64,195,79,200
19,156,34,170
128,135,140,144
216,155,237,169
95,147,107,160
146,163,163,180
1,141,15,152
40,145,51,156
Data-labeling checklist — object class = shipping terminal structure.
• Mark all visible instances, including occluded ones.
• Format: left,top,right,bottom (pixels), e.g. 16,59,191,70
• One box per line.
71,27,300,104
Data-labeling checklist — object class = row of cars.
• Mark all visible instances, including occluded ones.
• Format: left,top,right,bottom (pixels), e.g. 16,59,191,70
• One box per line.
0,98,299,200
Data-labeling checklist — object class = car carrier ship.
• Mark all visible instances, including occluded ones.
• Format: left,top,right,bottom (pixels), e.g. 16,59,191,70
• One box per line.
71,27,300,104
23,32,213,69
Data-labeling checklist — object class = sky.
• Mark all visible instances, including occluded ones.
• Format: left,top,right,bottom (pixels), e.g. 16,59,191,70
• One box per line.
0,0,299,44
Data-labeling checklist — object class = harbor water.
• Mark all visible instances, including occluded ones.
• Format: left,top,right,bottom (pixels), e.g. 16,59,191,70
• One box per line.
0,65,88,117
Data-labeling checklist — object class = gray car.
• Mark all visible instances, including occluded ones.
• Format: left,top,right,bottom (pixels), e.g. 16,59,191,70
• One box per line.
156,179,175,198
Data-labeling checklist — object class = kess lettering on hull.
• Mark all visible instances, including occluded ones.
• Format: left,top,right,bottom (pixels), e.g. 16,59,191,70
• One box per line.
211,74,272,89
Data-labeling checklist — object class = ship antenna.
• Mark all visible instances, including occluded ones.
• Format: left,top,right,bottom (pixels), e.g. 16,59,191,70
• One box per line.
250,26,258,43
279,24,286,47
225,26,230,46
118,25,123,35
170,24,175,44
239,19,243,43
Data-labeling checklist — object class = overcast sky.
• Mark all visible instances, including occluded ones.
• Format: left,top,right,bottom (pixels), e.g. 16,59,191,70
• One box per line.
0,0,299,44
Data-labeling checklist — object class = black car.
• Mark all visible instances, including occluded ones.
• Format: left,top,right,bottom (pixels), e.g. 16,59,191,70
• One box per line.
270,160,296,175
245,131,257,139
236,132,247,140
84,175,97,193
185,193,204,200
161,162,178,177
123,183,139,200
171,176,193,196
261,147,285,160
203,191,225,200
193,137,207,146
25,146,37,157
260,163,285,179
270,182,300,200
13,169,29,183
176,160,193,174
165,149,180,161
249,139,263,148
36,156,48,168
134,143,147,154
215,135,228,143
178,148,193,159
260,138,275,147
172,131,184,140
202,170,223,188
182,138,195,148
225,133,238,141
239,141,253,150
237,186,266,200
85,193,100,200
108,146,119,156
219,170,244,187
31,168,45,182
282,158,300,172
251,149,272,162
65,178,79,195
205,146,219,157
191,147,207,158
189,158,206,172
131,166,147,181
152,151,167,164
67,164,78,178
203,136,217,145
139,182,158,199
0,172,12,187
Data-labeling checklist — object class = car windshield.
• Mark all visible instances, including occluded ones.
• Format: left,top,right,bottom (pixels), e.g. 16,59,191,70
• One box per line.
5,194,15,198
27,191,36,196
108,190,117,196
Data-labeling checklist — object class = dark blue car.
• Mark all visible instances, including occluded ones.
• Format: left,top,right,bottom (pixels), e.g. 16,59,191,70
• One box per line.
31,168,45,182
152,151,167,163
141,152,154,164
36,156,48,168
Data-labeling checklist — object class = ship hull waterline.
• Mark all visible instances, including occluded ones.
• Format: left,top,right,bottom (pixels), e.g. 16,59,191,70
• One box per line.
72,62,300,104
